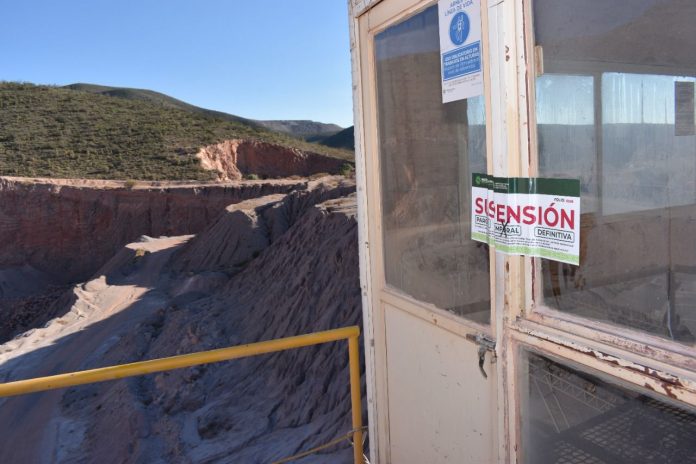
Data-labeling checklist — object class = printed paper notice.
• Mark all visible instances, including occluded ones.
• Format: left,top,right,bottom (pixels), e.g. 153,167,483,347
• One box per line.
675,81,695,136
471,174,581,265
438,0,483,103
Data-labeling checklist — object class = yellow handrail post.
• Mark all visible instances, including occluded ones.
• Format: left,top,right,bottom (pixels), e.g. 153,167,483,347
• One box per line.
348,331,363,464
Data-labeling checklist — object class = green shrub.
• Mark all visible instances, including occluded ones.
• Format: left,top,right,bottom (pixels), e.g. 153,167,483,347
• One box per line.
339,162,355,177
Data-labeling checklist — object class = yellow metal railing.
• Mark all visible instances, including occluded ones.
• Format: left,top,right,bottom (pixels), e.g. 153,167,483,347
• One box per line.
0,326,364,464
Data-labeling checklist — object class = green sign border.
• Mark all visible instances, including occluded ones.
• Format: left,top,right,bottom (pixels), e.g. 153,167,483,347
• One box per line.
472,173,580,197
471,232,579,265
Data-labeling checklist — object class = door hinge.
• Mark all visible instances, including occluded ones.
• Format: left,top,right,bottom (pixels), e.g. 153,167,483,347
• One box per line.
466,333,497,379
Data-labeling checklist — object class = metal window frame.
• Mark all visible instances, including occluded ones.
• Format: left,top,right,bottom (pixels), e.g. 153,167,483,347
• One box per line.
514,1,696,459
519,0,696,378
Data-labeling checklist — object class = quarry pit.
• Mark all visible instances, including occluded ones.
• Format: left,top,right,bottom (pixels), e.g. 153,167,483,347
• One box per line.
0,147,362,463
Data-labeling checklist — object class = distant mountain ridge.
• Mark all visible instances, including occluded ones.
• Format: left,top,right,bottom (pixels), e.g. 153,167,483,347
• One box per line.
64,83,259,127
318,126,355,150
254,119,343,141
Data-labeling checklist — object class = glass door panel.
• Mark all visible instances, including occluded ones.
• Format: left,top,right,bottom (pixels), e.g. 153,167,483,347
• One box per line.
375,4,490,323
365,2,498,461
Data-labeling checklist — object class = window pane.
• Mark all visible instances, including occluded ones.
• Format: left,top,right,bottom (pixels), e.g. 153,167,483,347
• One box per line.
521,351,696,463
602,73,696,215
536,75,598,212
534,0,696,345
375,5,490,323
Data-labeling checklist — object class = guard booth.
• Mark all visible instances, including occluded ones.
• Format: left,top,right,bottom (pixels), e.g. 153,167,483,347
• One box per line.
348,0,696,462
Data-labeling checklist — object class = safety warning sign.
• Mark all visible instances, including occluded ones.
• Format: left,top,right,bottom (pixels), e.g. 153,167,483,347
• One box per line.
471,173,581,265
438,0,483,103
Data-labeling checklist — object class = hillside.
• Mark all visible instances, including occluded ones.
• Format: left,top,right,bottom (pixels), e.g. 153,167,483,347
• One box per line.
318,125,355,150
0,82,353,180
67,84,345,143
64,83,258,127
255,119,343,141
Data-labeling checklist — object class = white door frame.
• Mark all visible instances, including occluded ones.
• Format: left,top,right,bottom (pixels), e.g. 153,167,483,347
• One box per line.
350,0,507,461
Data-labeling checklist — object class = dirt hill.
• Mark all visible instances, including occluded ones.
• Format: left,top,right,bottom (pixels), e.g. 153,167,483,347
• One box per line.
0,177,362,463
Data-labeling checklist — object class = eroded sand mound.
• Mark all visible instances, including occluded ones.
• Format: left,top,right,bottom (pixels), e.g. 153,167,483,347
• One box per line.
0,178,361,463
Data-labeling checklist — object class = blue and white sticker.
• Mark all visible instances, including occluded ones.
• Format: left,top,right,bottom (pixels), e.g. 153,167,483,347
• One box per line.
438,0,483,103
449,12,470,45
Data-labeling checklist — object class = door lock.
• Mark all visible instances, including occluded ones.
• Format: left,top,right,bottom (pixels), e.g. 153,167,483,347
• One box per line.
465,333,496,379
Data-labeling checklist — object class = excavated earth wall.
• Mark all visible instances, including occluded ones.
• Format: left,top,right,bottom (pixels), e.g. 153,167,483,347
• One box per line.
0,177,308,342
0,177,305,284
196,139,348,181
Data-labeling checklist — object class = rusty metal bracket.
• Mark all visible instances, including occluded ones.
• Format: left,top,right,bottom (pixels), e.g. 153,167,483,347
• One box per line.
466,333,497,379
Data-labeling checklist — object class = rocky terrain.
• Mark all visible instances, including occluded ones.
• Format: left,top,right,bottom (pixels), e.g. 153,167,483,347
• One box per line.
0,177,304,284
0,130,355,343
0,176,362,463
0,177,303,342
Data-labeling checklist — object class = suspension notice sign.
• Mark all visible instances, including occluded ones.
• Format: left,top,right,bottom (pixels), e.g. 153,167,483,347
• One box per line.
471,174,581,265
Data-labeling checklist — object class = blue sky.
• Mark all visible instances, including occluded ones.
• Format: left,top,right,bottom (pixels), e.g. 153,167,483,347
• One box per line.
0,0,354,127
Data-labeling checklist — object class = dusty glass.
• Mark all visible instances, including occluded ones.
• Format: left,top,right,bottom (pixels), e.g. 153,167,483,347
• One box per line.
375,5,490,323
534,0,696,345
520,351,696,463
